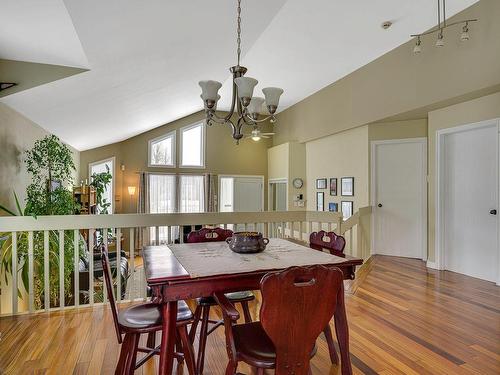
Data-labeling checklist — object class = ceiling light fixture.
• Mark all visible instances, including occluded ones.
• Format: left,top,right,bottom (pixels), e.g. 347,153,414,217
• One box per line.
199,0,283,144
411,0,477,54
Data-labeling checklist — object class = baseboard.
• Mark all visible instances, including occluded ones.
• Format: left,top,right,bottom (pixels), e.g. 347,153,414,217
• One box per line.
426,260,439,270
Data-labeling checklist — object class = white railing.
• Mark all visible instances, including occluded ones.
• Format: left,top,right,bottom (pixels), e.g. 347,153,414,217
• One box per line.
0,208,371,316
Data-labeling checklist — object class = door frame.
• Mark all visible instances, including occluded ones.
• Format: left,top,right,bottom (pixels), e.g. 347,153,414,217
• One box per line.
218,174,265,212
435,118,500,284
268,178,288,211
370,138,427,260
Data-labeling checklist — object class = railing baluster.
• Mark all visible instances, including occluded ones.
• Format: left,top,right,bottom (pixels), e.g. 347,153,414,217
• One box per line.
58,230,65,309
155,226,160,245
116,228,122,303
11,231,17,314
73,229,79,308
28,231,34,312
129,228,135,301
103,229,108,303
350,229,353,254
89,229,94,305
167,226,172,244
180,226,184,243
281,222,285,238
44,230,50,311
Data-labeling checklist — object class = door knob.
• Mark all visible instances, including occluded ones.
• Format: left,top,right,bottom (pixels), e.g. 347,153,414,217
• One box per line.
490,209,497,215
378,204,383,208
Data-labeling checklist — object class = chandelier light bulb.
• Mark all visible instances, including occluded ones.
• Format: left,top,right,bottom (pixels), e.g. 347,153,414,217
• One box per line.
413,37,422,54
436,31,444,47
461,23,470,41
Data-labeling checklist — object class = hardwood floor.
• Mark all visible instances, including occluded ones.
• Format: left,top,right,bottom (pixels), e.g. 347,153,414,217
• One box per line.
1,255,499,374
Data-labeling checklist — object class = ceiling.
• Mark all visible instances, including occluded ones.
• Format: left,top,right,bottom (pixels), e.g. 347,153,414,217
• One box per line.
0,0,479,151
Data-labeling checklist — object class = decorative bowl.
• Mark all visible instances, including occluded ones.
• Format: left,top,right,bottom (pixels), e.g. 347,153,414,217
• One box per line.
225,232,269,254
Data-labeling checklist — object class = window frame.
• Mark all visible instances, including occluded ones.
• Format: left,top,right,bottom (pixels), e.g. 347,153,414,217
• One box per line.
148,130,176,168
88,156,115,214
180,122,206,168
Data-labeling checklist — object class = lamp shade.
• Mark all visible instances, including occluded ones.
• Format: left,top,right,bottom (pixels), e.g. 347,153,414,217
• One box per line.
199,80,222,101
262,87,284,107
247,97,265,116
128,186,136,196
234,77,258,99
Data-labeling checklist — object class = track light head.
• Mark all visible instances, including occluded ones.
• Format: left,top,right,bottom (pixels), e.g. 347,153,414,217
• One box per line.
436,31,444,47
413,37,422,54
461,23,470,41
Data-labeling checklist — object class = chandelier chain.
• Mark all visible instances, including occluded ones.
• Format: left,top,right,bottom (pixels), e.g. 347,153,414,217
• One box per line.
237,0,242,66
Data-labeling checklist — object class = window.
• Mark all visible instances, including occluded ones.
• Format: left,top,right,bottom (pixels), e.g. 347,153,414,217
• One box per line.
149,174,176,243
149,131,176,167
179,175,205,213
180,122,205,167
89,157,114,214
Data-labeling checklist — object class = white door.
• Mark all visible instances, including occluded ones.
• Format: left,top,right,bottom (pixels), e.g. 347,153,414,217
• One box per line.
234,177,263,212
219,176,264,231
372,139,427,258
442,122,498,282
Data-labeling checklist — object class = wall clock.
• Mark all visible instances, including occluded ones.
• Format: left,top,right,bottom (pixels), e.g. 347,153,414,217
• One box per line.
292,178,304,189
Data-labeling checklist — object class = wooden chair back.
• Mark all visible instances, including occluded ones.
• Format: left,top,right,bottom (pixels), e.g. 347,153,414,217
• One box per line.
186,227,233,243
309,230,346,257
100,244,122,344
259,266,344,375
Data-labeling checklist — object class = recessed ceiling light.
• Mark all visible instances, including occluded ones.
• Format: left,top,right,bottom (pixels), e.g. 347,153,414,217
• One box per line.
381,21,393,30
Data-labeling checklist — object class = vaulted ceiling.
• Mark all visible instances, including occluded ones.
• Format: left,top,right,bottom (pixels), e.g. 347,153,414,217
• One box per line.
0,0,479,150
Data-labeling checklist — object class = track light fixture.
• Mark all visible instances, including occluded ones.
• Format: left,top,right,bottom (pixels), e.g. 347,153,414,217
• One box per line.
411,0,477,54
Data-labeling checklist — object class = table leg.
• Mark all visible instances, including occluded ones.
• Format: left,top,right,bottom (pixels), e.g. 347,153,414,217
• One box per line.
159,301,178,375
334,289,353,375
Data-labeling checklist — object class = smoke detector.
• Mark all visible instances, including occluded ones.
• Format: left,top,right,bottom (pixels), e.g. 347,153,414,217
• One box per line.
381,21,393,30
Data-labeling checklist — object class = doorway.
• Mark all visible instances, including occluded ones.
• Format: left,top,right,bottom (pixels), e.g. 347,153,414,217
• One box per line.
436,119,499,283
269,179,287,211
219,175,264,231
371,138,427,259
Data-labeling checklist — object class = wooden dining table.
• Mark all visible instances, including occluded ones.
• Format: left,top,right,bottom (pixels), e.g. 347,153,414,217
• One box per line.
142,238,363,375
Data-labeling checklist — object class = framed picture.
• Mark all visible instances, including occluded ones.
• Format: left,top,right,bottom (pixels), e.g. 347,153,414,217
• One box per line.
316,192,324,211
328,202,338,212
341,177,354,196
341,201,353,220
316,178,327,189
329,178,337,196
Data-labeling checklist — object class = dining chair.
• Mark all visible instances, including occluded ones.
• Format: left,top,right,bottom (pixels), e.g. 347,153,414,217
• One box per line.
100,245,196,375
186,227,255,375
215,265,346,375
309,230,346,257
309,230,346,365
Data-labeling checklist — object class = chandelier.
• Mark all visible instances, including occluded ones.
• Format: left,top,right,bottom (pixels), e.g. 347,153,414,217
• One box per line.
198,0,283,143
411,0,477,54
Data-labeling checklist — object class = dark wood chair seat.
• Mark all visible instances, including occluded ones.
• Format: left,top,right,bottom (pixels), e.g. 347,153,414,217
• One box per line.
118,300,193,331
232,322,316,368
